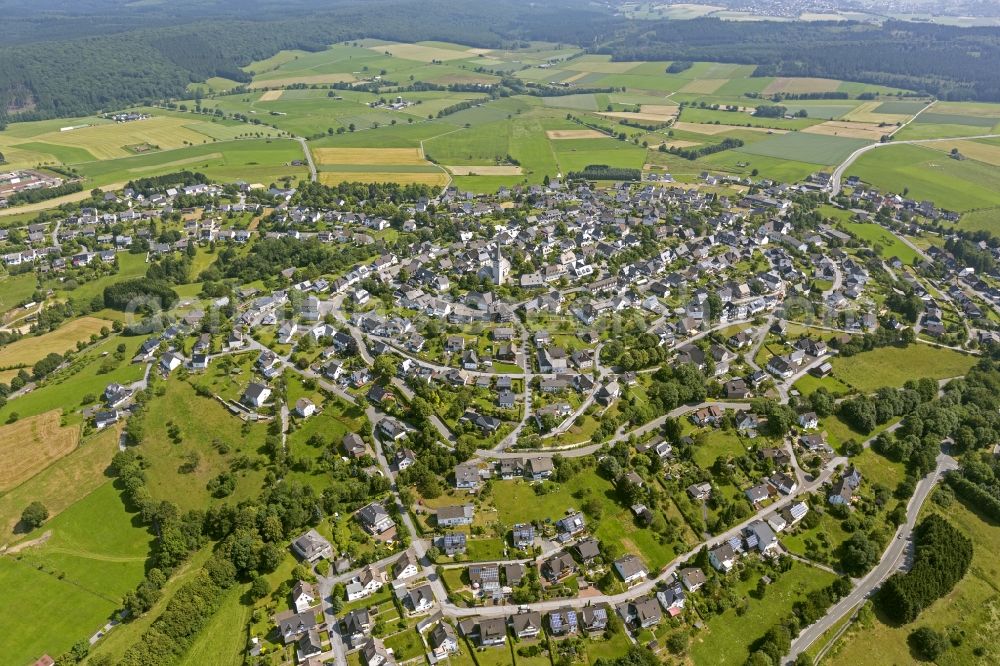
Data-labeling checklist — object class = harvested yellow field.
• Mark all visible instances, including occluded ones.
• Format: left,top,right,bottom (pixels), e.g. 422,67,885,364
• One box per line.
0,425,119,540
546,129,608,139
924,139,1000,166
843,101,910,124
803,121,888,141
0,183,128,216
250,73,356,88
0,410,80,492
672,121,787,135
763,77,843,95
563,59,638,74
28,117,214,161
641,105,680,116
562,71,589,84
128,153,223,174
370,42,479,62
429,73,497,86
258,90,283,101
446,165,523,175
313,147,425,166
679,78,729,94
319,171,449,187
658,140,702,149
0,316,113,368
600,111,676,123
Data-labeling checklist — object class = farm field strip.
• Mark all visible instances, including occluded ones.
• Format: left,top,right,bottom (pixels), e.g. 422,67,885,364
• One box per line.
0,410,80,492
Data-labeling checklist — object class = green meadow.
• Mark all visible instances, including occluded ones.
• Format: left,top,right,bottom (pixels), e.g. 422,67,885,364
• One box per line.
849,143,1000,211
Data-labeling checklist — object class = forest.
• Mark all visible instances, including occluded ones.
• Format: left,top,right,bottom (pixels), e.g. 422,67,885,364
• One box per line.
877,514,972,624
6,3,1000,124
598,19,1000,101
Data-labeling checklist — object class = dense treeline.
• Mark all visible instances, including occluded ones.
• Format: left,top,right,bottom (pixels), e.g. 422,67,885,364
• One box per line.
104,278,179,311
0,0,610,120
878,515,972,624
946,454,1000,522
6,181,82,206
665,137,744,160
214,236,376,283
567,165,642,181
665,61,693,73
829,325,916,357
292,179,433,207
127,171,209,195
944,237,997,274
599,18,1000,101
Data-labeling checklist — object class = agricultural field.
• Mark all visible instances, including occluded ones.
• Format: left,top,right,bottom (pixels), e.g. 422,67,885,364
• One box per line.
0,481,151,666
737,132,870,166
0,426,119,544
0,409,80,492
848,143,1000,211
79,42,924,194
0,316,112,368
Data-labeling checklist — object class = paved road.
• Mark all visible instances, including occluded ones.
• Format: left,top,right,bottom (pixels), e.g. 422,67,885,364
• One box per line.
473,400,750,460
442,456,844,620
830,132,1000,196
784,451,957,663
296,137,317,182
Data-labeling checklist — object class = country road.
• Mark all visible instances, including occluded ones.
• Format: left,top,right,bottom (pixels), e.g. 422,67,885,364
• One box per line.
829,132,1000,197
296,137,317,182
784,450,958,663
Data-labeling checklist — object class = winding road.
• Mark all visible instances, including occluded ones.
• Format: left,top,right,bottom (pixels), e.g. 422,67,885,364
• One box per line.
784,450,957,663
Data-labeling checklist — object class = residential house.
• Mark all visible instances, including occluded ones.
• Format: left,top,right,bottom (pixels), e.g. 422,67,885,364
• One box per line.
357,502,395,535
511,611,543,639
291,529,332,562
614,554,648,585
437,504,475,528
709,542,738,572
291,580,317,613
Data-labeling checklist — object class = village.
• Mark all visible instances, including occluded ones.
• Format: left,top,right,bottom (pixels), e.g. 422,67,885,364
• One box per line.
0,167,993,666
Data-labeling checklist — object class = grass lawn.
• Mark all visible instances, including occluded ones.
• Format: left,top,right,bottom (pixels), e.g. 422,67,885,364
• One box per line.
0,272,38,314
0,315,113,368
851,448,906,490
781,508,852,566
0,334,146,424
383,627,425,662
0,481,151,664
0,423,118,541
829,344,975,393
825,500,1000,666
138,376,269,509
692,428,750,468
494,472,678,569
792,373,852,397
842,222,919,264
49,252,148,303
584,631,633,661
177,585,252,666
690,561,838,665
